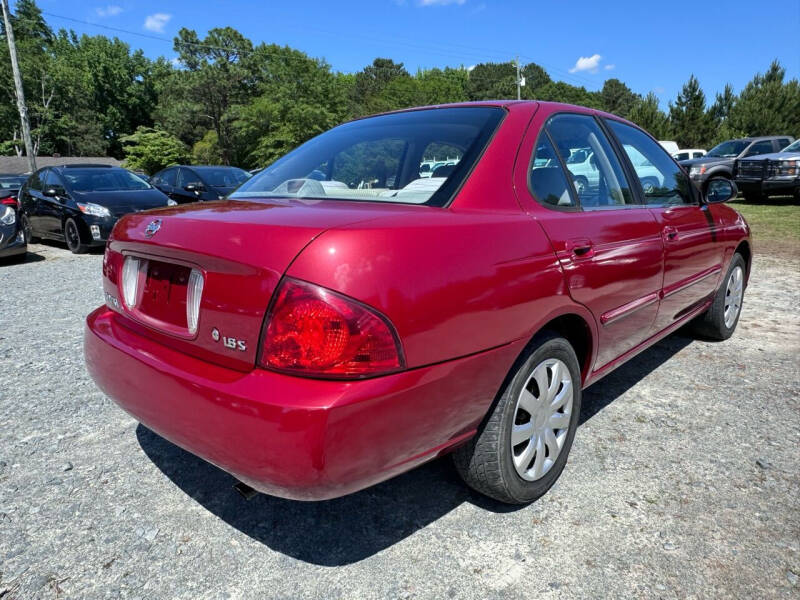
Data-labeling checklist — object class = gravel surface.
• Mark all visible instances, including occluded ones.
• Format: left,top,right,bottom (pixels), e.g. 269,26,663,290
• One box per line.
1,242,798,599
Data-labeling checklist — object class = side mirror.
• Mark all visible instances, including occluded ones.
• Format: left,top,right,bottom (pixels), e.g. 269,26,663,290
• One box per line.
43,187,58,197
705,178,737,204
184,183,205,193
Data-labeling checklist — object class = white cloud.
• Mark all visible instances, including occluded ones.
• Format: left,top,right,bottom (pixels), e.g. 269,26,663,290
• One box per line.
96,5,122,17
418,0,467,6
569,54,603,74
144,13,171,33
604,64,615,71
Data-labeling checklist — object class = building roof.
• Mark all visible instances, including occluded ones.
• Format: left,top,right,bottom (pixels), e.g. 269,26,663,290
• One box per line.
0,156,121,175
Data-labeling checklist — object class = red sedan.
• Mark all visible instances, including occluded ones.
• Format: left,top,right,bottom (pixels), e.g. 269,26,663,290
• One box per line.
85,102,751,504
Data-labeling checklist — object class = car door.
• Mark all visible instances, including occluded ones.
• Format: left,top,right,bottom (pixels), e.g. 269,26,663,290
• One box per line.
741,139,775,159
521,112,665,370
41,169,69,236
605,118,724,331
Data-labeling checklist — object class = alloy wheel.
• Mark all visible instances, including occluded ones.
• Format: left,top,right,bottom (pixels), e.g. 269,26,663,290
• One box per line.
511,358,574,481
724,265,744,329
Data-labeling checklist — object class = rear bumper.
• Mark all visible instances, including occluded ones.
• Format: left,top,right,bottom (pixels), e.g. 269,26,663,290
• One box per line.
85,307,521,500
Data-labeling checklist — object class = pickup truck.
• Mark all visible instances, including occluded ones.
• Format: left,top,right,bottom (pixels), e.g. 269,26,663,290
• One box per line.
679,135,793,192
734,139,800,201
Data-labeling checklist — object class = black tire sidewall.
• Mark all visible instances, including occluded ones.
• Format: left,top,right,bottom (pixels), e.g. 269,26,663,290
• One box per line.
65,218,84,253
496,335,582,503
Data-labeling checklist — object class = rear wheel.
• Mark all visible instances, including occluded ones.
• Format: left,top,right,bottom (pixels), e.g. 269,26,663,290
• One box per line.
691,253,746,340
453,332,582,504
64,218,89,254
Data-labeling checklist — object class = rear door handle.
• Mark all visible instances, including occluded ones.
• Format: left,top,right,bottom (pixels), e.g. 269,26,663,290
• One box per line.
663,226,678,241
567,238,594,260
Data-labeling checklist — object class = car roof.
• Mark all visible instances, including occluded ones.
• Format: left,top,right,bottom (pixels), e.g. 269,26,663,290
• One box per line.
52,164,119,171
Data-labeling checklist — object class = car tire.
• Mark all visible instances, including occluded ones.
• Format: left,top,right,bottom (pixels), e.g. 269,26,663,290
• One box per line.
64,218,89,254
21,213,38,243
453,332,582,504
691,253,746,341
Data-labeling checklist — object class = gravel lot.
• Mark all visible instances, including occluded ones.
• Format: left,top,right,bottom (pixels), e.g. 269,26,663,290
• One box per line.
1,242,798,599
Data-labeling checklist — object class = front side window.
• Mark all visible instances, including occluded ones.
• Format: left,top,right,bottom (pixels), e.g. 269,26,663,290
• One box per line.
529,135,575,208
546,113,635,208
230,107,504,206
606,119,693,206
707,139,748,158
28,170,44,192
193,167,250,189
43,170,67,196
160,168,178,187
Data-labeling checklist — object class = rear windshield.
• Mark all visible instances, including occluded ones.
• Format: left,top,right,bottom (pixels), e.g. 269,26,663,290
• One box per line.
61,169,151,192
230,107,505,206
0,175,27,189
194,167,250,188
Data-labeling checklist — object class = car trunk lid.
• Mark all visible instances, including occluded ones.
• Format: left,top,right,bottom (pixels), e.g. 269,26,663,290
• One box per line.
102,199,415,371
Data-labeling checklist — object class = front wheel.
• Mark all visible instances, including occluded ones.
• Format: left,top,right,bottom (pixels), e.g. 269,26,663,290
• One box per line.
64,218,89,254
691,253,746,340
453,333,582,504
20,213,37,243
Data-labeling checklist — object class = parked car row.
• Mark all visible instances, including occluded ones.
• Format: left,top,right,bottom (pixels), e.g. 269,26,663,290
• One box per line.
0,163,251,259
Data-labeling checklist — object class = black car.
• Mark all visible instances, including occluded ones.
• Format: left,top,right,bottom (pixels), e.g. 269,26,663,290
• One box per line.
734,139,800,201
0,179,27,261
18,164,174,254
150,165,251,204
679,136,794,192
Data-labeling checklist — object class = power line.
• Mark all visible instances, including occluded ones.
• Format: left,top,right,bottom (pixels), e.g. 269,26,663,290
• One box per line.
36,10,602,89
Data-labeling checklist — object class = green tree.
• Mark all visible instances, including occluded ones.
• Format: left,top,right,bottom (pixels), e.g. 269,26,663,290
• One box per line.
466,62,516,100
121,127,188,174
172,27,256,164
669,75,712,147
351,58,410,116
728,61,800,138
599,78,640,118
628,93,673,139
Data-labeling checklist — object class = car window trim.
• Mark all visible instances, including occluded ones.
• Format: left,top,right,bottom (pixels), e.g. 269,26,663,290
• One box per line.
602,115,700,208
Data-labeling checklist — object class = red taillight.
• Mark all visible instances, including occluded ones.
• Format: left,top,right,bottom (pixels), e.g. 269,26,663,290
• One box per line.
0,196,17,207
258,278,404,379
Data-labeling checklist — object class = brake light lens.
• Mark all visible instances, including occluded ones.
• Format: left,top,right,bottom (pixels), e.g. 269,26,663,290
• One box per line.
259,278,404,379
121,256,147,308
186,268,204,335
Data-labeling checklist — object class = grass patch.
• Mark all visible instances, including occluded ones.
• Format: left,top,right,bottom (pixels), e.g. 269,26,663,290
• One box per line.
728,196,800,257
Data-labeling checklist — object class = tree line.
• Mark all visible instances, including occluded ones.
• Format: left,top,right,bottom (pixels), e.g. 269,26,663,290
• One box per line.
2,0,799,173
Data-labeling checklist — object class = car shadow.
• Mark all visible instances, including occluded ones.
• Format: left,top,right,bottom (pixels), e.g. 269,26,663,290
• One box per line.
0,250,45,265
136,331,695,566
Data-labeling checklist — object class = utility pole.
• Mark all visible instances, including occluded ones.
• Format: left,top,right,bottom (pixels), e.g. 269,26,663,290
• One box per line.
1,0,36,172
516,55,521,100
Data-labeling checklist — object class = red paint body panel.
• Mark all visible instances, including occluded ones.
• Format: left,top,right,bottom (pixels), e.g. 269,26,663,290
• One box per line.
84,101,751,500
85,307,525,500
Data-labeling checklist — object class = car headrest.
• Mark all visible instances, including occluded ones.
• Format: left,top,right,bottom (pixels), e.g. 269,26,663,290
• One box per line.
531,167,572,206
431,164,456,178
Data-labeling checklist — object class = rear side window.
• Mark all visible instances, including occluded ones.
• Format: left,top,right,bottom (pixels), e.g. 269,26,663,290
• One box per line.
530,135,576,208
692,151,704,158
546,113,635,208
777,138,791,150
675,152,689,161
745,140,773,157
606,120,693,206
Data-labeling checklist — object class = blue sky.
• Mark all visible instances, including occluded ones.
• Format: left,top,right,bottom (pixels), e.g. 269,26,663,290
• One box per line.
23,0,800,108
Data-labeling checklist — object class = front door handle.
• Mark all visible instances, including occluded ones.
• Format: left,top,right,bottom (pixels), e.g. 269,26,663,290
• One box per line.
663,226,678,241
